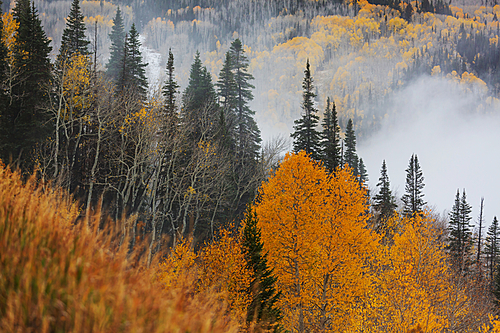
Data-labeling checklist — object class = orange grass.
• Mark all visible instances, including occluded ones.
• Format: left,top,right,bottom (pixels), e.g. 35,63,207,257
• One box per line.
0,162,239,332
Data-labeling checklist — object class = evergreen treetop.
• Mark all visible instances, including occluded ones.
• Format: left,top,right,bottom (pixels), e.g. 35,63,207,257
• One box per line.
291,59,321,161
58,0,90,59
373,160,397,223
106,7,125,80
320,97,341,173
343,118,358,174
486,216,500,281
401,154,426,217
448,189,473,272
162,49,179,134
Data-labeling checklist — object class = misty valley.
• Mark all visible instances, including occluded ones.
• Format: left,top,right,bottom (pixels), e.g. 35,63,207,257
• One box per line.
1,0,500,331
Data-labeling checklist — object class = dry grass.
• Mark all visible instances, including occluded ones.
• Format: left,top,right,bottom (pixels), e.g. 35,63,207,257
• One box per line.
0,162,239,332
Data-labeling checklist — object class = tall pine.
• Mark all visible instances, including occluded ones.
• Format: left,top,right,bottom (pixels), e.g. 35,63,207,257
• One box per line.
321,97,341,172
373,160,397,224
57,0,90,60
0,0,52,169
401,154,426,217
343,118,358,174
117,24,148,99
486,216,500,282
241,205,282,331
448,189,473,272
291,59,321,160
106,7,125,81
162,48,179,134
229,39,261,160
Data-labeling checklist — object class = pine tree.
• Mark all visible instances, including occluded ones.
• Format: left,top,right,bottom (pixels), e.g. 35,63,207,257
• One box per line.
183,51,216,113
0,0,52,169
117,24,148,98
401,154,426,217
358,158,368,185
229,38,261,160
58,0,90,59
106,7,125,81
448,189,473,272
291,59,321,160
216,51,237,132
343,118,358,174
162,48,179,133
321,97,341,172
485,216,500,282
241,205,282,331
373,160,397,223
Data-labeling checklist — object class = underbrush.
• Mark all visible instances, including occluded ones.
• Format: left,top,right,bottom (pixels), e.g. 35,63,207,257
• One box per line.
0,162,239,332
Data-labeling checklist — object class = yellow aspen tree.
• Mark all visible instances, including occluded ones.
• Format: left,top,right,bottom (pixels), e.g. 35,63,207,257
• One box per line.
373,212,454,333
255,151,379,332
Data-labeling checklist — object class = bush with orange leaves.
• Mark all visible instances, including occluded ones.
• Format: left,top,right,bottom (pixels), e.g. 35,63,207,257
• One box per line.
0,162,239,332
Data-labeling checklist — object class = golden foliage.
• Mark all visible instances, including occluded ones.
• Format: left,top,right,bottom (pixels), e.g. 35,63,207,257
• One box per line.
255,151,379,332
0,162,239,332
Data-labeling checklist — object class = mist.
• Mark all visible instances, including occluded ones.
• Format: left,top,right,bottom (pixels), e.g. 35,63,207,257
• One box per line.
358,75,500,227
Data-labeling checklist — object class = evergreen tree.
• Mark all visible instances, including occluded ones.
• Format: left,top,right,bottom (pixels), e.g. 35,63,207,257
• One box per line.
216,51,237,131
358,158,368,185
401,154,426,217
183,51,217,113
343,118,358,174
229,39,261,160
106,7,125,80
373,160,397,223
291,59,321,160
58,0,89,60
0,0,52,169
162,48,179,133
448,189,473,272
321,97,341,172
486,216,500,281
241,205,282,331
117,24,148,98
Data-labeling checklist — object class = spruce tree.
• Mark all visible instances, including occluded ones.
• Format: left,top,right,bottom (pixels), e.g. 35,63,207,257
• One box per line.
182,52,217,140
229,38,261,160
321,97,341,172
373,160,397,223
117,24,148,98
58,0,90,59
401,154,426,217
216,51,237,131
343,118,358,174
486,216,500,281
358,158,368,185
291,59,321,160
0,0,52,169
241,205,282,331
106,7,125,81
448,189,473,272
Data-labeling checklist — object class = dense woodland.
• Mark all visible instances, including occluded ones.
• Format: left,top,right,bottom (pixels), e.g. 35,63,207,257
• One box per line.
1,0,500,331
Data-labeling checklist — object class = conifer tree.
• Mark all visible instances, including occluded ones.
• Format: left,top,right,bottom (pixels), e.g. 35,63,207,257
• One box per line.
358,158,368,185
117,24,148,98
229,38,261,160
58,0,90,60
343,118,358,174
162,48,179,132
216,51,237,130
183,51,216,114
401,154,426,217
486,216,500,281
321,97,341,172
448,189,473,272
241,205,282,331
373,160,397,223
291,59,321,160
106,7,125,81
0,0,52,169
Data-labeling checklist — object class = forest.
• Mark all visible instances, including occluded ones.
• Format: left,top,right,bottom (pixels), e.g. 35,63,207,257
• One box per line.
1,0,500,331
